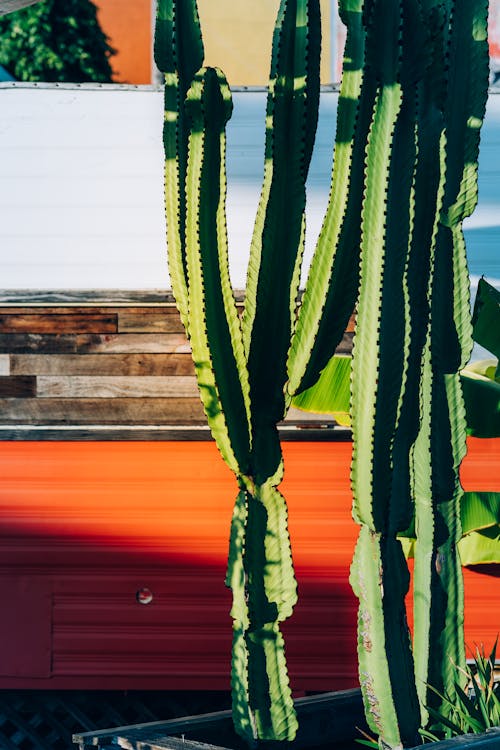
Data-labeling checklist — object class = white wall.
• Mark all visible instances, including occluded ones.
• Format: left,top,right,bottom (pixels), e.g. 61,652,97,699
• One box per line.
0,83,499,290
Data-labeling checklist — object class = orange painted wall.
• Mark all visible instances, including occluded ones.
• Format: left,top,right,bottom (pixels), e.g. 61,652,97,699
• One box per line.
96,0,152,84
0,438,497,691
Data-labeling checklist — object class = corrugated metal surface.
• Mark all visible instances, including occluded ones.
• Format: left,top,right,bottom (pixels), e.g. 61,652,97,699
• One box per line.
1,85,499,290
0,438,497,691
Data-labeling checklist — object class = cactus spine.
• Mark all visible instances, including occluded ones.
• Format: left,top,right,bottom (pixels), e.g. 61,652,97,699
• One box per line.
155,0,489,745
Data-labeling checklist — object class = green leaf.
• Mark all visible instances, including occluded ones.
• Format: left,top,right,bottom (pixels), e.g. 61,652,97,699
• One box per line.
460,363,500,438
458,526,500,566
291,355,351,426
472,278,500,360
461,491,500,535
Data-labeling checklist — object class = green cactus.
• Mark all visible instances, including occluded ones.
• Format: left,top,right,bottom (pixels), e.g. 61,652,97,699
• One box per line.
155,0,322,742
346,0,489,746
154,0,489,746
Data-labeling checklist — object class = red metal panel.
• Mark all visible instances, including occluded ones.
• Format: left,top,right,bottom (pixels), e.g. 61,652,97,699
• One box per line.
0,575,51,677
0,438,497,691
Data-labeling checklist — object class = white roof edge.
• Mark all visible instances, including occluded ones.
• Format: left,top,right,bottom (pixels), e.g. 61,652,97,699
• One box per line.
0,80,342,93
0,0,43,15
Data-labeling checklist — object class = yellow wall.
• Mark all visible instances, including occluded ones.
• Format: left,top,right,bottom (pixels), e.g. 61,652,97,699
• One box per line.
198,0,332,85
96,1,333,86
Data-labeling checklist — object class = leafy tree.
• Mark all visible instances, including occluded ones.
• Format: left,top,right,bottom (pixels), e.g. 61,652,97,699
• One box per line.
0,0,115,82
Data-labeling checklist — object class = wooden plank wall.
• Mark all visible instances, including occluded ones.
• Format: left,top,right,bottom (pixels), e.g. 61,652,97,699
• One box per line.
0,291,354,436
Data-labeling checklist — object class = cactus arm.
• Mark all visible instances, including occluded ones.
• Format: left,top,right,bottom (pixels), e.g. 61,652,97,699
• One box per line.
154,0,204,330
350,529,418,750
184,67,251,473
350,83,423,749
412,0,490,717
287,0,366,396
185,72,298,738
240,0,321,480
350,81,404,529
347,1,446,744
226,477,298,743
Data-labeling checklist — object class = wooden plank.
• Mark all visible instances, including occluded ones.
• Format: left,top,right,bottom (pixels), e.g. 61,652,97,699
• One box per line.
0,426,214,441
335,331,353,354
0,398,206,424
0,331,344,356
0,377,36,398
285,407,336,425
0,334,79,354
118,312,185,334
0,290,177,306
0,355,9,375
37,376,199,399
0,314,118,334
0,425,350,441
10,354,195,376
0,290,245,307
112,737,230,750
73,690,366,750
75,333,190,354
0,307,176,315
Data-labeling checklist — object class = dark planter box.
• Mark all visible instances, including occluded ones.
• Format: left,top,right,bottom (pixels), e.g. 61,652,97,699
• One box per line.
73,689,366,750
72,690,500,750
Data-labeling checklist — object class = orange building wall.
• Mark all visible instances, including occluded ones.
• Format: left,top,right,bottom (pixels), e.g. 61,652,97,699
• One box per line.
96,0,152,84
0,437,497,691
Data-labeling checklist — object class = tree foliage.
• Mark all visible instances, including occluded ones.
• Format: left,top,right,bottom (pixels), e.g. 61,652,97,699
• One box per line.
0,0,115,82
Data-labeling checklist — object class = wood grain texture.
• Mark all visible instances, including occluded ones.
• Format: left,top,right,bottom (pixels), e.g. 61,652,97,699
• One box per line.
0,290,177,306
118,312,185,334
37,376,199,399
0,334,79,354
0,314,118,334
0,296,354,433
75,333,191,354
0,290,245,306
0,333,191,354
10,353,195,376
0,398,206,424
0,426,350,441
0,376,36,398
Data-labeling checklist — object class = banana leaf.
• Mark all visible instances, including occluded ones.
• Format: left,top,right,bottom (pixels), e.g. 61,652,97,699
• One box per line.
461,491,500,535
459,526,500,566
472,278,500,361
459,492,500,566
291,354,351,427
402,492,500,565
460,359,500,438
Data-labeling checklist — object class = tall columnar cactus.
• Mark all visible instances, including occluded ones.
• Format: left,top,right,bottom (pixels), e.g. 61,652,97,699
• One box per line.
154,0,489,746
346,0,489,747
155,0,324,742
